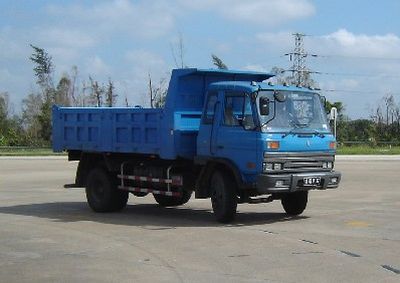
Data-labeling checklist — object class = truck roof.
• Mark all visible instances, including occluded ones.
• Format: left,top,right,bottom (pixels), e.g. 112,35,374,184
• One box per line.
175,68,274,82
209,81,319,94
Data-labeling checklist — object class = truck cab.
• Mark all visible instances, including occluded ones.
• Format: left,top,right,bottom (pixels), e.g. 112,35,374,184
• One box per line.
196,80,340,221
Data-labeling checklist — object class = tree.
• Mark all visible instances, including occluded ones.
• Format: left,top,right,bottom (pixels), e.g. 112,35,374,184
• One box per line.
211,54,228,69
148,74,168,108
370,94,400,143
29,44,54,92
325,101,345,120
29,44,56,143
105,79,117,107
21,92,42,139
170,32,186,68
55,74,72,106
0,92,10,143
0,92,9,128
88,76,104,107
0,92,26,146
270,66,317,88
270,67,291,85
70,66,78,106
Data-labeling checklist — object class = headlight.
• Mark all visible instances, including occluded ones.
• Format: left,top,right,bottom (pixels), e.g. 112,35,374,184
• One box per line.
322,162,333,169
263,162,273,172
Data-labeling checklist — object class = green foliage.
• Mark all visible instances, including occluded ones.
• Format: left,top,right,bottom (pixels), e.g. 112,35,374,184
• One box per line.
37,99,52,142
211,54,228,69
337,145,400,155
29,44,54,90
105,79,117,107
55,75,72,106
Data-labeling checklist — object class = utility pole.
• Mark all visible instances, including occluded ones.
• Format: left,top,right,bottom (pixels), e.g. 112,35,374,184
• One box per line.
148,73,154,108
293,33,306,86
285,33,317,87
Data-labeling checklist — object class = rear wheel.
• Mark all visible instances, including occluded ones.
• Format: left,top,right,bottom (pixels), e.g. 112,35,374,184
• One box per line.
153,190,192,207
86,168,129,212
281,191,308,216
210,171,237,223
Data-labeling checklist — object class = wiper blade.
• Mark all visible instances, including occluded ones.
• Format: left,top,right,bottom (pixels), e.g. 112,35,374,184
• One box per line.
281,123,305,138
313,130,325,138
282,128,326,139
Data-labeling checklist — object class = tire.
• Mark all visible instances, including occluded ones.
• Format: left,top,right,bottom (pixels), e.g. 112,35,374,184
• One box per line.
86,168,129,212
153,190,192,207
281,191,308,216
210,171,238,223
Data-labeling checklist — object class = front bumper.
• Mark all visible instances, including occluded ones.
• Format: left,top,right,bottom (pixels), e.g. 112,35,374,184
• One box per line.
256,171,341,194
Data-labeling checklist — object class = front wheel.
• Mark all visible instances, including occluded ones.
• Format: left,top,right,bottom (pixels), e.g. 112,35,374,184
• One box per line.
210,171,237,223
281,191,308,216
86,168,129,212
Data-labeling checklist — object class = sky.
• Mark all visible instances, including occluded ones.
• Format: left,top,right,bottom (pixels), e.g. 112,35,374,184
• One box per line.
1,0,400,118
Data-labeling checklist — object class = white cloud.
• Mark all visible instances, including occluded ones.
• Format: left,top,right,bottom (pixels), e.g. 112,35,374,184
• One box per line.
256,31,293,48
256,29,400,59
125,50,166,70
0,27,30,61
38,28,96,49
242,64,268,72
179,0,315,25
312,29,400,58
340,78,360,89
46,0,176,39
84,56,111,77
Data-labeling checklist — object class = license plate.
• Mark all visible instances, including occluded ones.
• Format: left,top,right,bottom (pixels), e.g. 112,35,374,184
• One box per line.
303,177,321,186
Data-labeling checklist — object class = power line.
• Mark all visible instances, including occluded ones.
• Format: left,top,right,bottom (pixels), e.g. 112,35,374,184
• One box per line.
316,71,400,78
319,89,400,96
311,54,400,61
281,69,400,78
321,89,377,94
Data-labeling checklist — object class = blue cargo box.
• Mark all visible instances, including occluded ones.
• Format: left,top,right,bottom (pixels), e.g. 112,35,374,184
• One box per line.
52,68,272,160
52,106,202,160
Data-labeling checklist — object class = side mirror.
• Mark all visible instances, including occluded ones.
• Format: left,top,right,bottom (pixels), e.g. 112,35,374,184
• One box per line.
320,95,327,107
330,107,338,121
274,91,286,102
259,97,270,115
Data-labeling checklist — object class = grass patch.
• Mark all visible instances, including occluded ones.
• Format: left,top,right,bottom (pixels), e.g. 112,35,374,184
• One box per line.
0,147,66,156
2,146,400,156
337,145,400,155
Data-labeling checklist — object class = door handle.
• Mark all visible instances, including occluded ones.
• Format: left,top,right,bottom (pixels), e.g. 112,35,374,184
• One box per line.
217,145,224,149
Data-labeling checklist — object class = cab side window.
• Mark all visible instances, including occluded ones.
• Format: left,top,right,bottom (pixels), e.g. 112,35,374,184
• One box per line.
224,93,256,129
202,92,218,124
224,95,241,126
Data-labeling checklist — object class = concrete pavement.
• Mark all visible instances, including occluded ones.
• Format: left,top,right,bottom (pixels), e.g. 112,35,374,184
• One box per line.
0,158,399,282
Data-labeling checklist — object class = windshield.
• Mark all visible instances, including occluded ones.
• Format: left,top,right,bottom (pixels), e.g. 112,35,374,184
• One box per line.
257,90,330,133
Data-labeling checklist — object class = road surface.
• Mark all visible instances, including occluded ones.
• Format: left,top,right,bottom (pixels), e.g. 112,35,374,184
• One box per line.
0,156,399,282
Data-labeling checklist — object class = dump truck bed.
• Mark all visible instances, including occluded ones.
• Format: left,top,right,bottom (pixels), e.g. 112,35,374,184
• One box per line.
52,106,202,159
52,68,273,160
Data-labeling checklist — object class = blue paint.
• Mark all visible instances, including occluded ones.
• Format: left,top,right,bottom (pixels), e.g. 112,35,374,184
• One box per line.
53,68,336,185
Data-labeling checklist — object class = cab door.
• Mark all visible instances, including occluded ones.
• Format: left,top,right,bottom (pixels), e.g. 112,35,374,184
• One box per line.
197,91,222,156
214,91,259,175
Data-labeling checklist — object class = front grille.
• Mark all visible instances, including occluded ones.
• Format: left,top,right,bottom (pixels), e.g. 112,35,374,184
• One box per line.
264,152,334,173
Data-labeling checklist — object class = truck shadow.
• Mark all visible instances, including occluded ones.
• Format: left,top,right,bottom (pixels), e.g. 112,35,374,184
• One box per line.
0,201,308,227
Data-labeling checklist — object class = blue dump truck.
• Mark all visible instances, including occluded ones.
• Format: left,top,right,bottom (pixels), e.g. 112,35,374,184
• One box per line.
53,68,341,223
